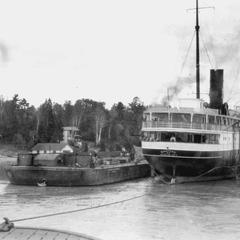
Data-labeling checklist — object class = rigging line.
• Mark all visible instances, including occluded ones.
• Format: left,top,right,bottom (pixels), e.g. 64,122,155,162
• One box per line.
200,33,213,69
9,194,146,223
180,30,195,75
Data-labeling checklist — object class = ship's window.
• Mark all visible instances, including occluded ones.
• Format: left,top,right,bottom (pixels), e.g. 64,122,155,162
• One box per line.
207,134,219,144
227,118,232,126
222,117,227,125
142,131,152,141
188,134,193,143
192,114,206,124
156,132,161,141
141,131,219,144
171,113,191,123
208,115,215,124
216,116,221,125
149,132,156,141
152,112,168,122
194,134,202,143
141,132,148,141
143,113,150,121
161,132,171,142
175,132,189,142
232,119,238,127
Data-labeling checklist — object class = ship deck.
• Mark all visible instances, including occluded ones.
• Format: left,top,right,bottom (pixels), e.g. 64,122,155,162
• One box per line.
0,227,101,240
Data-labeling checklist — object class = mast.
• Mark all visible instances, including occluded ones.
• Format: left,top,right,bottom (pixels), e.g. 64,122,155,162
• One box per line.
195,0,200,99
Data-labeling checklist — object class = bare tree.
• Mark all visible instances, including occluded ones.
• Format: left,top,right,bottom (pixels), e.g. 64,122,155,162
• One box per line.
72,100,86,128
95,106,107,145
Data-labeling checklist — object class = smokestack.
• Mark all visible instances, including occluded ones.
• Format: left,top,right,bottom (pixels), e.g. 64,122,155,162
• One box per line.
209,69,223,109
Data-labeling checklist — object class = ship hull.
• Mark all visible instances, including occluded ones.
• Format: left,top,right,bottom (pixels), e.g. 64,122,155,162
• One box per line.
143,149,238,183
4,162,151,186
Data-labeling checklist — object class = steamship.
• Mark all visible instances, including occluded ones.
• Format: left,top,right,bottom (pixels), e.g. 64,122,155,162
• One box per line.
141,1,240,183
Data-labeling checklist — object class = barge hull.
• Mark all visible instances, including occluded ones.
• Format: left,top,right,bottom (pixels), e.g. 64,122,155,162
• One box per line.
5,162,151,186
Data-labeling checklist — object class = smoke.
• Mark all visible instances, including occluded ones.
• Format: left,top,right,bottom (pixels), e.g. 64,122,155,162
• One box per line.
158,26,240,107
0,42,9,62
205,33,240,68
152,19,240,107
161,76,195,106
203,25,240,103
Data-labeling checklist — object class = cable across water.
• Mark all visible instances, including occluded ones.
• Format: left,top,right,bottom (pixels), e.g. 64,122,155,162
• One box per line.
2,163,240,225
9,194,146,223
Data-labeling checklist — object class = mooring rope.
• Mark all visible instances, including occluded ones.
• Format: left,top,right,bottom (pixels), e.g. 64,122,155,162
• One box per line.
155,165,239,184
192,166,230,180
193,164,240,181
9,194,146,223
2,164,240,225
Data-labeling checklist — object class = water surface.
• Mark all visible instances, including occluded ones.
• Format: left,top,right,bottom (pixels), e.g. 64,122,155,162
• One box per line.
1,178,240,240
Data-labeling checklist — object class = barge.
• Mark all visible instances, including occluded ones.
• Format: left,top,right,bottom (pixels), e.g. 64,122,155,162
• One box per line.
4,151,150,186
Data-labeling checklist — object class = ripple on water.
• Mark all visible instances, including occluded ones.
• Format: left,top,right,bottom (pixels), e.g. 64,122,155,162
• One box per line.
1,179,240,240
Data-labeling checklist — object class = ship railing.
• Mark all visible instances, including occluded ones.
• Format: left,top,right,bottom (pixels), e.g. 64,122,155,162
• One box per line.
142,121,191,129
142,121,234,131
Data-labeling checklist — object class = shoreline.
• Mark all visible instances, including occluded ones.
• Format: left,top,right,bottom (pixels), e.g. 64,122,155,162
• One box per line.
0,156,17,180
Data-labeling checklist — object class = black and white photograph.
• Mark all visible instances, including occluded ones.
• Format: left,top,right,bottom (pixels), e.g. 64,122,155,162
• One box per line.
1,0,240,239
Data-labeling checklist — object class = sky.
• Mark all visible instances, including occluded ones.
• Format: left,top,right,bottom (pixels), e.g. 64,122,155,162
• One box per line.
0,0,240,109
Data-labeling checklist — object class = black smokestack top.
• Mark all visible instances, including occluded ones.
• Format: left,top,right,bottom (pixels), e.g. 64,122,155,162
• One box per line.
209,69,223,109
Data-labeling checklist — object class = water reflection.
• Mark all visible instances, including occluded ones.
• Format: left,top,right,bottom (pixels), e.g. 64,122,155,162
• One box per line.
1,179,240,240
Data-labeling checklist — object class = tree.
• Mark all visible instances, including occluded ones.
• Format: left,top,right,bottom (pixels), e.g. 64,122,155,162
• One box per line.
95,104,107,145
63,101,73,126
108,102,126,140
72,99,87,128
37,99,58,142
128,97,145,134
0,95,37,146
127,97,146,146
77,99,104,142
52,103,64,142
0,93,145,151
3,94,19,140
112,102,125,121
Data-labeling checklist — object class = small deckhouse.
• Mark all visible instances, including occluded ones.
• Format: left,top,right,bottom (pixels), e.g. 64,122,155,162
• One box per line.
32,143,73,154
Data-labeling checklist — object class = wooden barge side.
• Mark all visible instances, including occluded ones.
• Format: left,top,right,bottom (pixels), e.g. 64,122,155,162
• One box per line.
5,162,151,186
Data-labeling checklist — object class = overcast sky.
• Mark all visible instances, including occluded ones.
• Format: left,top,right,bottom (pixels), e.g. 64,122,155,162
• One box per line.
0,0,240,108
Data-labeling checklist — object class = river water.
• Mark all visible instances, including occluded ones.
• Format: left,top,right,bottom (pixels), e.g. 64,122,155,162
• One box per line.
1,177,240,240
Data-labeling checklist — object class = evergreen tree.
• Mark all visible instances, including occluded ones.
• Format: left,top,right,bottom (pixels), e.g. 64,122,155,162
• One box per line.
63,101,73,126
37,99,58,143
